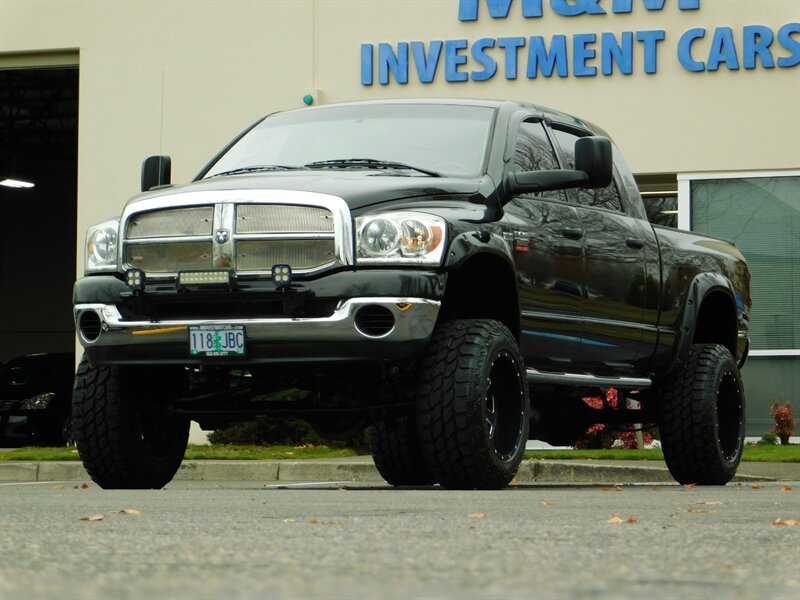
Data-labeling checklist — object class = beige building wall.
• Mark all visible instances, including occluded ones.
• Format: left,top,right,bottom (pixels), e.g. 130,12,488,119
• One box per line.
2,0,799,275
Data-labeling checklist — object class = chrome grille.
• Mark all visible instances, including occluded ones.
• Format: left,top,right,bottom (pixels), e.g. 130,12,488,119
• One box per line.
126,207,214,239
125,242,213,272
236,240,335,271
236,205,334,234
122,200,342,276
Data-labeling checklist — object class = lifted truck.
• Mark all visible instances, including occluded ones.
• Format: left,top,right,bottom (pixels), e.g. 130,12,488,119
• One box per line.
72,99,751,489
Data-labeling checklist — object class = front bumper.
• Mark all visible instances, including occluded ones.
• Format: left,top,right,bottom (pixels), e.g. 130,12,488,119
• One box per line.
74,271,443,366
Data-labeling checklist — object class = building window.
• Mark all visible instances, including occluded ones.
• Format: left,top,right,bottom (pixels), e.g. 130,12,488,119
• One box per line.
684,171,800,437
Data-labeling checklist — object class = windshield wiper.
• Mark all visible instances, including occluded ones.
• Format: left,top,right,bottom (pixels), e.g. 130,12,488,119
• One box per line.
304,158,441,177
210,165,304,177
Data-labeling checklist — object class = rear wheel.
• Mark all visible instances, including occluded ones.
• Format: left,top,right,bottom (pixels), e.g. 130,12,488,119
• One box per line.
658,344,745,485
417,319,529,490
369,413,435,486
72,357,189,489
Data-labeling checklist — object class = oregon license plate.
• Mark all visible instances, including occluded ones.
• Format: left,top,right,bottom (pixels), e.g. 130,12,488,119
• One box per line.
189,325,246,357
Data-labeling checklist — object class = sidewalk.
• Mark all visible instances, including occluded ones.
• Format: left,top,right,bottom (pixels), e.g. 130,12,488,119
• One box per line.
2,456,797,483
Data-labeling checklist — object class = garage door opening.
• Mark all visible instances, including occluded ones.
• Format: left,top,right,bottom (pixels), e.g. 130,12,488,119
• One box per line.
0,66,78,365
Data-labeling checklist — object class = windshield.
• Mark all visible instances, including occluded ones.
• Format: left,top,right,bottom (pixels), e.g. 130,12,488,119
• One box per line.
202,103,495,179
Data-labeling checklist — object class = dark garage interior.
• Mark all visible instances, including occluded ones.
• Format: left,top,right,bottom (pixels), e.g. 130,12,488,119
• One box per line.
0,66,78,365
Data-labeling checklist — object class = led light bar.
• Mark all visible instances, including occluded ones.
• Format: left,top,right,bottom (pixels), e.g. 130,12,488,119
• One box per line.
178,270,232,286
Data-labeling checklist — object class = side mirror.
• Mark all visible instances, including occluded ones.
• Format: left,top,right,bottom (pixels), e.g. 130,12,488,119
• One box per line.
575,136,612,188
505,136,613,196
141,155,172,192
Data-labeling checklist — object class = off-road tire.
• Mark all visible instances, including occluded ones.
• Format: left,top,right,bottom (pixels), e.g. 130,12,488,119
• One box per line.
72,357,189,489
417,319,529,490
658,343,745,485
369,414,435,486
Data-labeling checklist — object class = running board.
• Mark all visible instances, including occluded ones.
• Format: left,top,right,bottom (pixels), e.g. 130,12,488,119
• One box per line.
526,368,652,389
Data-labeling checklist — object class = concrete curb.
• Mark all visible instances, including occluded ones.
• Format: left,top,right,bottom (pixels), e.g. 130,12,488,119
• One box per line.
0,459,777,484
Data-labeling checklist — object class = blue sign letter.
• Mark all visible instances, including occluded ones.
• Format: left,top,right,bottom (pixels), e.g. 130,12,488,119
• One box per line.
458,0,543,21
527,35,569,77
551,0,605,17
612,0,700,12
471,38,498,81
573,33,598,76
378,43,409,85
777,23,800,68
678,28,706,72
601,32,633,75
445,39,469,82
707,27,740,71
742,26,775,70
412,41,444,83
636,30,665,73
361,44,373,85
498,37,526,79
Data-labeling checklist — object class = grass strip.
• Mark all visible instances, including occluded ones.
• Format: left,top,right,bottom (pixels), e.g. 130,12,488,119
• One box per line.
0,443,796,462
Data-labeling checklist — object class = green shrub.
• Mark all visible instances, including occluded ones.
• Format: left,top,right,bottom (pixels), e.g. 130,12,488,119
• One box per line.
757,432,778,446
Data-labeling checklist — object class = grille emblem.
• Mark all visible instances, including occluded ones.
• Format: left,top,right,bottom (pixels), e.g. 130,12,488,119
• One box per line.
214,229,230,244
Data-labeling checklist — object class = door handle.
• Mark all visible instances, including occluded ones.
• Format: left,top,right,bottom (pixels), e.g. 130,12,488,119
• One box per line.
625,238,645,249
561,227,584,240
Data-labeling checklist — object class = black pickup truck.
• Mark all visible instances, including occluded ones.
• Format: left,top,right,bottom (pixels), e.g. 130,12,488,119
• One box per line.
72,99,751,489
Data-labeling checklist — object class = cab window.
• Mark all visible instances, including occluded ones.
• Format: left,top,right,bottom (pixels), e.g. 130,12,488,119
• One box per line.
550,127,624,213
511,120,566,202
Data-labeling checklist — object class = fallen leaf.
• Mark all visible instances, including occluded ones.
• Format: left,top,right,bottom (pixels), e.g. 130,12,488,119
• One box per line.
70,449,78,454
684,483,697,489
119,508,142,516
308,518,320,524
615,485,623,492
283,518,296,523
468,512,486,520
540,501,556,507
607,514,637,524
80,514,105,521
608,515,625,524
283,452,295,456
781,487,793,493
695,501,724,506
651,486,661,491
752,484,762,490
81,483,89,490
601,487,611,493
51,484,64,490
772,518,800,527
688,509,716,514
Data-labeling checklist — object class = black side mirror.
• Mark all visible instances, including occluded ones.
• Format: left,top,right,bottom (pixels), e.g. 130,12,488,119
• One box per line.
575,137,612,188
505,136,613,197
141,155,172,192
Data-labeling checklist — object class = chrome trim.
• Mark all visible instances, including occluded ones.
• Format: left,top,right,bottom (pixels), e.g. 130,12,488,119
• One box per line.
118,190,354,277
74,298,440,348
526,368,652,389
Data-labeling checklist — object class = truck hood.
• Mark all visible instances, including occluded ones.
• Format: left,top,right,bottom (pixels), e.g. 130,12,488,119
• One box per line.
126,171,483,211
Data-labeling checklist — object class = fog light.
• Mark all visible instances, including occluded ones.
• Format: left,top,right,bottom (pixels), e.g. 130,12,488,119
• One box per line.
178,270,232,287
125,268,145,291
272,264,292,289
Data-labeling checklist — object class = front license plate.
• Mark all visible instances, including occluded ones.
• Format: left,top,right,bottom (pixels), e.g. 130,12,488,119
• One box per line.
189,325,246,357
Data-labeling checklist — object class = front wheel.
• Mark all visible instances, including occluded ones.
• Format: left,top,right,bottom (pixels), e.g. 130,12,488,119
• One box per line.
417,319,529,490
658,344,746,485
72,358,190,489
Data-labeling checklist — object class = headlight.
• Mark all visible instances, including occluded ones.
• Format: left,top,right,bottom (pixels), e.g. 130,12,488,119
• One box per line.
356,212,446,265
85,219,120,274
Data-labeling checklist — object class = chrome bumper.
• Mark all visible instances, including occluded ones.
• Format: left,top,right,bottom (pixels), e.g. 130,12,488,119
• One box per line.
74,297,440,362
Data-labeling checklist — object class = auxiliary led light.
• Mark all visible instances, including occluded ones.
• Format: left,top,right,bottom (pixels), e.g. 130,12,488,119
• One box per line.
125,269,145,291
178,270,232,286
272,264,292,289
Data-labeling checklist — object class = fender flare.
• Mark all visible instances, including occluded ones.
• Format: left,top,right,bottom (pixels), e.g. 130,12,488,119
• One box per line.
666,272,738,377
